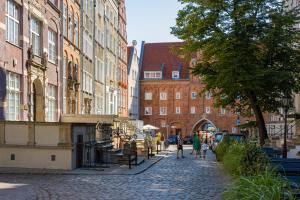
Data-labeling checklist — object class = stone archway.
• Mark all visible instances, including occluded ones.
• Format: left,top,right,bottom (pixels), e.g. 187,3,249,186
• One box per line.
192,118,216,133
33,78,45,122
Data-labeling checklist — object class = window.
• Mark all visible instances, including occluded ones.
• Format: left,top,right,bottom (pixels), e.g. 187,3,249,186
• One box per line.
6,72,20,121
220,107,226,115
30,17,41,56
160,107,167,115
145,107,152,115
232,127,237,134
95,95,103,114
205,106,211,114
145,92,152,100
176,107,181,114
172,71,180,79
83,70,92,93
74,17,79,47
48,29,56,63
160,92,167,100
47,84,57,122
68,9,73,41
63,3,67,36
49,0,57,6
175,92,181,99
161,121,166,128
205,91,212,99
144,71,162,79
5,0,19,45
62,55,67,113
191,92,197,99
190,106,196,114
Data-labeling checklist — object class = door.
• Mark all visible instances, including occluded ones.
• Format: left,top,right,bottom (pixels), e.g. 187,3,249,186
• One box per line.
33,79,45,122
76,135,84,168
176,128,182,135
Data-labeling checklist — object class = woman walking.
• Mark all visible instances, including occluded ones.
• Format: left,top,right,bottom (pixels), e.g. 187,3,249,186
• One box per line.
193,132,201,159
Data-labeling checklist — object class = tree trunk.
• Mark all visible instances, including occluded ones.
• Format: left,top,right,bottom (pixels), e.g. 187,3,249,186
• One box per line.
248,91,268,146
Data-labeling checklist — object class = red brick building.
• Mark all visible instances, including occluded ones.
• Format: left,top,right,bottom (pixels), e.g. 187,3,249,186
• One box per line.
139,42,243,137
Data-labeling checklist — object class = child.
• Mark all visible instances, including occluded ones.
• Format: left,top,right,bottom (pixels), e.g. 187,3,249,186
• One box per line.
177,133,184,159
201,140,209,159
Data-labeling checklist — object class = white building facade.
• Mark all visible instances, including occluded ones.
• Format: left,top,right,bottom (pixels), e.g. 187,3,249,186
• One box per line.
127,41,140,120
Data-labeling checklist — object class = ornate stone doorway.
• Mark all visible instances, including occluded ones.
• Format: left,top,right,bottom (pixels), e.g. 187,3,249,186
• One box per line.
33,78,45,122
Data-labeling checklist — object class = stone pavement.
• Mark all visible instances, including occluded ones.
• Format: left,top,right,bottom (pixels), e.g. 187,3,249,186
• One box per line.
0,145,230,200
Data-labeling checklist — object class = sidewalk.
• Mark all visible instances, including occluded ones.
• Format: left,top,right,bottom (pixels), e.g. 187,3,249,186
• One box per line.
0,151,172,176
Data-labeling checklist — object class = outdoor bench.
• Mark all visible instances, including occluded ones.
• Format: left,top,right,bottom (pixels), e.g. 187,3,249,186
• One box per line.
261,147,282,158
271,158,300,176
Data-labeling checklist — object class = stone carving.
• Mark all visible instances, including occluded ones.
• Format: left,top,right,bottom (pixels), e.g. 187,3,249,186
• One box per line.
41,52,48,67
27,45,34,60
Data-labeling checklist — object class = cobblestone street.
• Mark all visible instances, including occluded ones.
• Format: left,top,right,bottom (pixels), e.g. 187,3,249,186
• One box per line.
0,146,230,200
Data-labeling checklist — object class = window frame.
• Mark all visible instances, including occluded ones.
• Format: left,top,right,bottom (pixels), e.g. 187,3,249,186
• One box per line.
159,107,167,115
48,29,57,64
175,107,181,114
30,17,42,56
172,71,180,79
5,0,20,45
145,92,152,100
160,92,167,100
175,92,181,100
144,107,152,115
191,92,197,99
190,106,196,114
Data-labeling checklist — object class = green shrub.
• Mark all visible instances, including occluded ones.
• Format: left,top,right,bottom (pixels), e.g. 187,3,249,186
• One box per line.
219,142,270,176
215,141,230,161
223,168,295,200
223,143,245,176
240,143,270,176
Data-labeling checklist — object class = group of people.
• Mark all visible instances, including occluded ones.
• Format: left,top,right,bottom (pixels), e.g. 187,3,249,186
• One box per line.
176,132,210,160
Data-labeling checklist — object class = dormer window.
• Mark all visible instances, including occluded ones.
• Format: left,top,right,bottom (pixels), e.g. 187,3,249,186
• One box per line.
144,71,162,79
172,71,180,79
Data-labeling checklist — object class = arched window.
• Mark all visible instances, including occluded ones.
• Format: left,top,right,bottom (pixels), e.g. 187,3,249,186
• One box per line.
68,56,73,80
73,60,78,81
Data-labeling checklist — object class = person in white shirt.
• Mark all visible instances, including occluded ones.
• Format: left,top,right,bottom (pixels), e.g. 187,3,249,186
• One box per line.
201,140,209,159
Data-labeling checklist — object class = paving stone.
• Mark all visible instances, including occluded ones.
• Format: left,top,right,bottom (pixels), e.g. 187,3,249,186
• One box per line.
0,146,230,200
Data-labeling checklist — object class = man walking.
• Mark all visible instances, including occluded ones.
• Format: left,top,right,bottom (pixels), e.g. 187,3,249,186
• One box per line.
177,133,184,159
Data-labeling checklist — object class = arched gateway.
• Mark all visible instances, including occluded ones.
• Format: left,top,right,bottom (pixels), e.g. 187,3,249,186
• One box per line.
192,118,217,132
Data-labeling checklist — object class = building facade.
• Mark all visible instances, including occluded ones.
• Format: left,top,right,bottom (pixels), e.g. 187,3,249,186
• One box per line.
139,42,242,138
104,0,119,115
0,0,61,122
62,0,81,115
127,41,140,120
117,0,128,117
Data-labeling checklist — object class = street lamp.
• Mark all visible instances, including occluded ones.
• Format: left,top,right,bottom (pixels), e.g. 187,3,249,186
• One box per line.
282,95,291,158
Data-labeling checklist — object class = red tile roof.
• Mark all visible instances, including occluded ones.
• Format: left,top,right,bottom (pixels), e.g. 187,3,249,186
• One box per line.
141,42,190,80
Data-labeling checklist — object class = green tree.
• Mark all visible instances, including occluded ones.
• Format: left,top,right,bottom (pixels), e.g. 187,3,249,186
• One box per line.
172,0,300,146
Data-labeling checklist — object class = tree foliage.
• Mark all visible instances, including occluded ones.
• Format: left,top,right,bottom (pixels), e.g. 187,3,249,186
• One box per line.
172,0,300,145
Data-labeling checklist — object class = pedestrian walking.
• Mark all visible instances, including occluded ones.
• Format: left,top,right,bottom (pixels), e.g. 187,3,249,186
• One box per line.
201,140,209,160
192,132,201,159
177,133,184,159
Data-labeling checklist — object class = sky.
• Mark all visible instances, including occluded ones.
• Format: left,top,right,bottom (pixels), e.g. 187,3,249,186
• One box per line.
125,0,184,49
